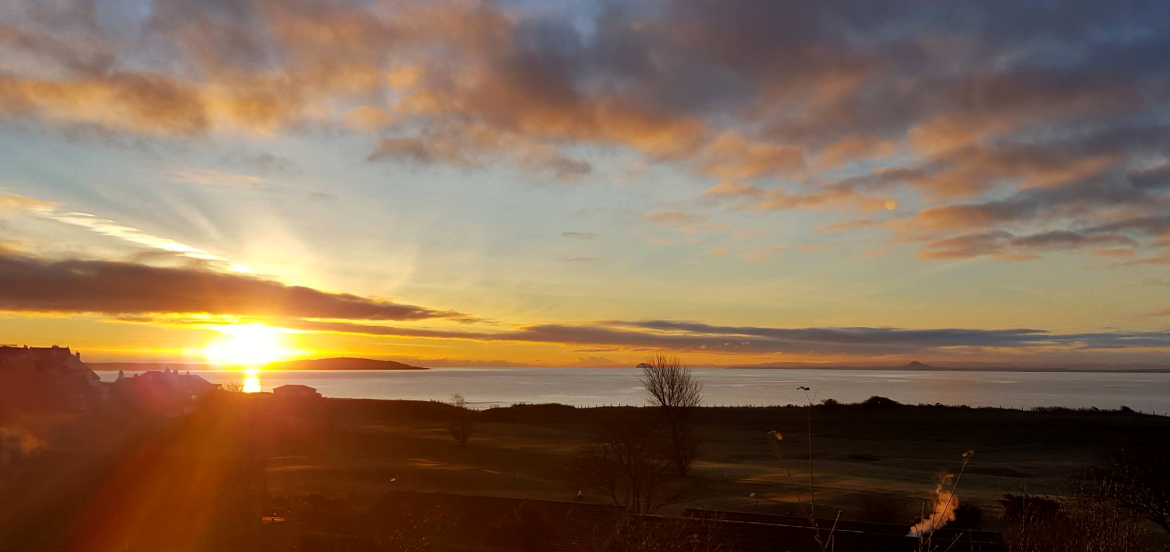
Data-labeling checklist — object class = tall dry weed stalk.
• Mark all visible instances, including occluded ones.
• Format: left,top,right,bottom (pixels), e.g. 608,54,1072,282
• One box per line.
767,386,840,552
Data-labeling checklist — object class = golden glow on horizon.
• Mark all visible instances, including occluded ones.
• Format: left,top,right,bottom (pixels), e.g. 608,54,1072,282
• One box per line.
203,324,292,367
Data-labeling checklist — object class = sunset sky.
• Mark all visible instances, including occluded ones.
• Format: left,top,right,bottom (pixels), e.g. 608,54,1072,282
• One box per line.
1,0,1168,367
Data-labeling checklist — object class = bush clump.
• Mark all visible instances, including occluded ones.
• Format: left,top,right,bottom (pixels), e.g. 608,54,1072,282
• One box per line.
999,493,1063,524
1000,491,1160,552
952,503,983,529
860,396,902,409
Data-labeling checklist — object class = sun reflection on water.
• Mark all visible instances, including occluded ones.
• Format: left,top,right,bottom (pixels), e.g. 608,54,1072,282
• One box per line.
243,368,262,393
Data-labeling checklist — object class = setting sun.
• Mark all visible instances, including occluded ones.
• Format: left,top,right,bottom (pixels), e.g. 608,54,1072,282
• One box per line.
203,324,291,367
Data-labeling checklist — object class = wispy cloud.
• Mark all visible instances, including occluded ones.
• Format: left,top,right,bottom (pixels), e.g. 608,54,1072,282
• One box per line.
167,169,270,189
648,211,707,225
917,221,1160,261
740,246,788,261
705,182,894,213
0,191,58,212
41,210,230,265
3,191,240,268
646,211,728,234
817,219,878,234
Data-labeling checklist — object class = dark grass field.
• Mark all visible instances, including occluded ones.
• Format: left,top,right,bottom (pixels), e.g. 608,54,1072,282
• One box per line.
241,398,1170,530
11,393,1168,535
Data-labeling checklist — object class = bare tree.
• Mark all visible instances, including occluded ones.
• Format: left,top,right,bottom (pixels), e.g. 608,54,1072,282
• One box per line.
1091,438,1170,534
575,415,690,514
639,355,702,476
448,394,474,446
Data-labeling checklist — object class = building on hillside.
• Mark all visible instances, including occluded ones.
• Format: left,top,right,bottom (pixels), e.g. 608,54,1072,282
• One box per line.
0,345,103,413
272,385,321,400
0,345,99,385
110,367,219,416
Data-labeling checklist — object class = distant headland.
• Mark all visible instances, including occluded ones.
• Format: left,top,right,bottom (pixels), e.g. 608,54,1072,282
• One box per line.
89,357,427,371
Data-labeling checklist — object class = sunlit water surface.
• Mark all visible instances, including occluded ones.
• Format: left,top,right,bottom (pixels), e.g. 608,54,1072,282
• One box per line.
99,368,1170,413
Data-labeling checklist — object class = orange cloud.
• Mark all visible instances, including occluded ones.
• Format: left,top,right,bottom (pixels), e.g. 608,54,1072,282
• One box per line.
816,219,878,233
812,136,897,170
0,192,58,212
0,74,207,136
705,182,891,212
695,132,805,179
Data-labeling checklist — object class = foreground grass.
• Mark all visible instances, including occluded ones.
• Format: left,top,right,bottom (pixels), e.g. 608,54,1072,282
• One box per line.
249,399,1170,530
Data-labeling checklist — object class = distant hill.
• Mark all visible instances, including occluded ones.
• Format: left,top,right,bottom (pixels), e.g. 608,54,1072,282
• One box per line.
90,357,427,371
269,358,426,371
902,361,933,370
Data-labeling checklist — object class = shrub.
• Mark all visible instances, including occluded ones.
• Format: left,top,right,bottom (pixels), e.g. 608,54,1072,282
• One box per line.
860,396,901,409
1090,436,1170,533
999,494,1063,524
448,394,474,446
952,503,983,529
1001,491,1159,552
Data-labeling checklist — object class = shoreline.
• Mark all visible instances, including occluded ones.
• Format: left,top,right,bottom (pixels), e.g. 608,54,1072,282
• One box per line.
87,364,1170,374
316,396,1170,416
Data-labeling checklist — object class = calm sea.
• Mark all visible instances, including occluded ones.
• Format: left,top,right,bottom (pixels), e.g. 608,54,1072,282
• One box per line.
98,368,1170,414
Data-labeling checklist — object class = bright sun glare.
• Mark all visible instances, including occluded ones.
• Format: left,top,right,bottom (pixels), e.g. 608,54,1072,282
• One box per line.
203,324,290,367
242,368,262,393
